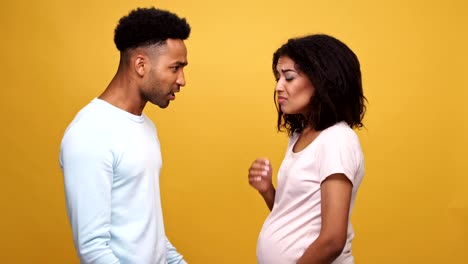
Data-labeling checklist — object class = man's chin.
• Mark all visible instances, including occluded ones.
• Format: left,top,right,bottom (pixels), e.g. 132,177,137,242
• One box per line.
155,100,170,109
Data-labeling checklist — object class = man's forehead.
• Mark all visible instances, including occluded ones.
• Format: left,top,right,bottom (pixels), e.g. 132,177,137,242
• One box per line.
166,39,187,54
155,39,186,55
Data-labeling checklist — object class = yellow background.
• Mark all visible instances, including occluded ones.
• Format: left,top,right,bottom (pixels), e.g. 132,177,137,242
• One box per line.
1,0,466,263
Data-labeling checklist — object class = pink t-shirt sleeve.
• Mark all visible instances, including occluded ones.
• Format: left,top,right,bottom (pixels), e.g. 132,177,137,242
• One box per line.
318,126,362,185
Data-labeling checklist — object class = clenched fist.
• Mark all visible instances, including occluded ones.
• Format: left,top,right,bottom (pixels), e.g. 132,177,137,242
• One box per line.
248,158,274,194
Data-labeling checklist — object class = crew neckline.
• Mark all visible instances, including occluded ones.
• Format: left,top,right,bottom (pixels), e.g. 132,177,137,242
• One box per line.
289,122,347,156
92,98,145,123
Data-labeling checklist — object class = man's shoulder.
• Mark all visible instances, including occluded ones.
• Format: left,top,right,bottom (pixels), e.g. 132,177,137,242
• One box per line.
62,101,115,141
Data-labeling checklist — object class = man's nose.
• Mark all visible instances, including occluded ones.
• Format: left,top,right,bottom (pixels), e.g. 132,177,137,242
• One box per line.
177,70,186,87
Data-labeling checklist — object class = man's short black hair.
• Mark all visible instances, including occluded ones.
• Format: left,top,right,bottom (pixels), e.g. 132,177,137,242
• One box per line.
114,7,191,52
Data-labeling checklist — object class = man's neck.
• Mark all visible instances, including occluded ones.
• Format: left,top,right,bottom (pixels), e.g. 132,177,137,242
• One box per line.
98,73,146,116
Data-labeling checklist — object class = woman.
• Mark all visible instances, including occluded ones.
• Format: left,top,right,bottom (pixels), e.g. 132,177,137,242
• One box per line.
248,34,366,264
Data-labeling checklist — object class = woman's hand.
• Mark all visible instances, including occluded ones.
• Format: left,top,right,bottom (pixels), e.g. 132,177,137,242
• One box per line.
248,158,273,194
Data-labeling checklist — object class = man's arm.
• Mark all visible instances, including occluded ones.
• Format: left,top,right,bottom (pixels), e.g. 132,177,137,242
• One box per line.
166,236,187,264
60,133,119,264
296,174,352,264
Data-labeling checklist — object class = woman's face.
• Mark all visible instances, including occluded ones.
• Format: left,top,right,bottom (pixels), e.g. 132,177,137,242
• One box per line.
274,56,315,115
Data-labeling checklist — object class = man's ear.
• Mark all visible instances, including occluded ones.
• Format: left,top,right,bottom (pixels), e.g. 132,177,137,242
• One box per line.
134,54,146,77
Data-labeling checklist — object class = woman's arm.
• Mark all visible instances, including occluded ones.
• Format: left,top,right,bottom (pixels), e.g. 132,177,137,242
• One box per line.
248,158,275,210
296,173,353,264
259,185,276,211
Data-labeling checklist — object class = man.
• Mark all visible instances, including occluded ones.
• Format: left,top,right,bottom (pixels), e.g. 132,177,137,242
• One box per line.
59,7,190,264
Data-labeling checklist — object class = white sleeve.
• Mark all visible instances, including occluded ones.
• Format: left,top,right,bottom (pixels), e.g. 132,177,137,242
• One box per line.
166,236,187,264
60,130,120,264
318,128,362,185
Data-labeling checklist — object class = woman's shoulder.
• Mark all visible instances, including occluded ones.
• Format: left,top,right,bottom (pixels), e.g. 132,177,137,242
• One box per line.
321,121,360,143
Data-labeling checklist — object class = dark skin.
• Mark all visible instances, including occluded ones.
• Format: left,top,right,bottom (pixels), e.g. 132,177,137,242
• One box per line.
99,39,188,115
248,55,353,263
248,129,352,263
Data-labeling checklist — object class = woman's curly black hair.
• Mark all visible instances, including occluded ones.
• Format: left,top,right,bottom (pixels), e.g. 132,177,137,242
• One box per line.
273,34,367,135
114,7,191,52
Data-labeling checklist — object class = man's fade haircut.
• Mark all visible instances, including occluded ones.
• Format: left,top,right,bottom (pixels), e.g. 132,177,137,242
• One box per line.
114,7,191,52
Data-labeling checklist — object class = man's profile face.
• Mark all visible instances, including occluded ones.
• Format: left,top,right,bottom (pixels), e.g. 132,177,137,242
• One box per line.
143,39,188,109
